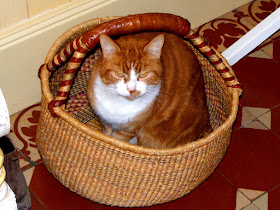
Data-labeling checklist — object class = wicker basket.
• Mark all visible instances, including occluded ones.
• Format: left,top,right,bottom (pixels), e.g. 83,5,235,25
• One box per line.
36,13,242,207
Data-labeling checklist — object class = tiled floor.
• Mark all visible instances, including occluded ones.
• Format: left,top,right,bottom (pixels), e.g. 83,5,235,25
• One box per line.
4,0,280,209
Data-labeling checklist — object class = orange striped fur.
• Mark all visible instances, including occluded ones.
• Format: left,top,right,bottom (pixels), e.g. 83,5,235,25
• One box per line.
87,32,211,149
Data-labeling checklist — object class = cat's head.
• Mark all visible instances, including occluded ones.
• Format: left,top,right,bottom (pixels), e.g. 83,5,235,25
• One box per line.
98,34,164,100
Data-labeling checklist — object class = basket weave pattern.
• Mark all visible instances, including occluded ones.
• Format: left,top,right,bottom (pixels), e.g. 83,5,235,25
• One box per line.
37,14,241,207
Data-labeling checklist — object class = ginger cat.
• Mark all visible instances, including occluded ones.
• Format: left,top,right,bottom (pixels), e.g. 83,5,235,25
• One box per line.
87,32,211,149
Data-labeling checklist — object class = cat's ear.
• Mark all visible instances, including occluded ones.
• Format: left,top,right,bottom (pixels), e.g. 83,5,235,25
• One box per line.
144,34,164,59
100,34,120,58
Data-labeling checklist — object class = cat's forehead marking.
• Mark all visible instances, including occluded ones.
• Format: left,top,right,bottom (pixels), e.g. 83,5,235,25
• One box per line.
121,60,141,72
132,60,141,72
130,64,137,80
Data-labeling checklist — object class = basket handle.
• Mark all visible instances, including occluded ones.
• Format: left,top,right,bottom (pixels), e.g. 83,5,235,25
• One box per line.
44,13,191,117
40,13,241,118
187,30,242,90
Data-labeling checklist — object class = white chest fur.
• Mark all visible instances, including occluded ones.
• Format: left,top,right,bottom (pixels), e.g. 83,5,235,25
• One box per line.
93,76,161,126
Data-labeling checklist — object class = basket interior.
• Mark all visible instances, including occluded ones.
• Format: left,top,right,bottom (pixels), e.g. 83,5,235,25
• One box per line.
49,37,232,134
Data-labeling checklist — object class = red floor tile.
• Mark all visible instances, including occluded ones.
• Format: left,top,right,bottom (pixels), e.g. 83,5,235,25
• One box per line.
271,105,280,137
218,128,280,191
259,38,280,64
232,56,280,108
268,185,280,210
271,38,280,63
29,163,103,209
152,171,237,210
233,105,244,130
29,190,46,210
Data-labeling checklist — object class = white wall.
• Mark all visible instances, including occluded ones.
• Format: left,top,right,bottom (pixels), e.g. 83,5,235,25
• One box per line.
0,0,251,114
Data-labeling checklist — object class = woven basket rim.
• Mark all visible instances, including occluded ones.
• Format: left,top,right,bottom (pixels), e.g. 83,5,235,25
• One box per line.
40,16,240,156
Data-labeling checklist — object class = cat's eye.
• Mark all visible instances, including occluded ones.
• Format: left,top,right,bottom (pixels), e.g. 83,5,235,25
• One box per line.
115,71,124,77
139,72,148,78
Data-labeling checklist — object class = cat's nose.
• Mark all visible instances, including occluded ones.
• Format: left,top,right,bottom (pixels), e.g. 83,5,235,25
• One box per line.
128,89,135,94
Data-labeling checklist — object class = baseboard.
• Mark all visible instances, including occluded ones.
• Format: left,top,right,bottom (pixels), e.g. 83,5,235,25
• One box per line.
0,0,114,50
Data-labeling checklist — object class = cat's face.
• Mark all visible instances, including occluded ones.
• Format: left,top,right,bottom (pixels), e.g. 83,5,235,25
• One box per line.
98,34,164,100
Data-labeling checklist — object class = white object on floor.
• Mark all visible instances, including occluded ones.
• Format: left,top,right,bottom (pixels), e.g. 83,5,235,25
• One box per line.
0,181,17,210
0,88,10,137
222,7,280,66
0,89,17,209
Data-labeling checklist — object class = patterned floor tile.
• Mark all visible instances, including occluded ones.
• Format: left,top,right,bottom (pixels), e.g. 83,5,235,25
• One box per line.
235,0,280,41
271,105,280,137
29,163,103,209
257,111,271,129
217,128,280,191
236,190,251,209
245,118,269,130
245,106,270,118
241,106,261,128
16,149,33,171
232,56,280,108
243,203,259,210
242,106,271,130
23,166,35,186
253,192,268,210
7,103,42,170
261,38,280,63
239,188,266,201
248,49,274,59
194,11,254,52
